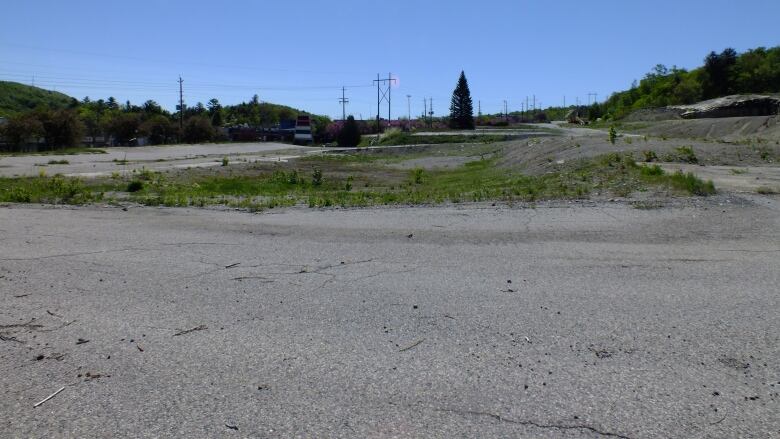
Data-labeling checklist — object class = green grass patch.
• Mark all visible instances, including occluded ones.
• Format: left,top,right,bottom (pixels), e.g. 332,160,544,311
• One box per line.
0,176,99,204
0,152,717,210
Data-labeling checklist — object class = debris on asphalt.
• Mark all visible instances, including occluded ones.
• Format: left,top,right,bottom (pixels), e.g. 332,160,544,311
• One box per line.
399,338,425,352
76,338,89,345
225,423,239,430
173,325,208,337
33,386,66,408
224,263,240,269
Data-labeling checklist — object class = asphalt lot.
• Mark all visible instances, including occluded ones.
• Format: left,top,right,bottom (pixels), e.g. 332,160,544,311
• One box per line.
1,197,779,438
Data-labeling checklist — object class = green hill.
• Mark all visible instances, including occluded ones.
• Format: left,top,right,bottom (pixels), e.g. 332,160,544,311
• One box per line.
0,81,76,117
600,46,780,119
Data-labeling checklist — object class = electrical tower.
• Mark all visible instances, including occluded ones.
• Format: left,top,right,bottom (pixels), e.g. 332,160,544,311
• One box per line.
373,73,396,131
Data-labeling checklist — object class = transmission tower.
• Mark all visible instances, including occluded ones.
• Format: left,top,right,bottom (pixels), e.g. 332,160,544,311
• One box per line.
373,73,396,131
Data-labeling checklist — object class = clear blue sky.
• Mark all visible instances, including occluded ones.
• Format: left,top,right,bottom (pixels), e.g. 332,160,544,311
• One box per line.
2,0,779,119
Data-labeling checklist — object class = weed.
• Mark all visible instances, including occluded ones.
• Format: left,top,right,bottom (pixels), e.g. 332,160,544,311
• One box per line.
643,150,658,162
311,168,323,186
608,126,617,145
667,171,715,195
730,168,748,175
640,164,664,176
412,167,425,184
673,146,698,163
345,175,354,191
222,156,229,166
47,159,70,165
624,137,633,144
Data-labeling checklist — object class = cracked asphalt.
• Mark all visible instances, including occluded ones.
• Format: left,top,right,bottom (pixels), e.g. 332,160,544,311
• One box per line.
1,196,779,438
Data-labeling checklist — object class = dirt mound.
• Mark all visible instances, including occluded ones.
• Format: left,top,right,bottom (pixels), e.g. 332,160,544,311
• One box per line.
624,108,683,122
671,94,780,119
498,131,779,174
627,115,780,142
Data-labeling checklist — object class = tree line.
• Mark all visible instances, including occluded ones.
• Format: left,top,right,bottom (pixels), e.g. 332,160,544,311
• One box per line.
0,93,331,152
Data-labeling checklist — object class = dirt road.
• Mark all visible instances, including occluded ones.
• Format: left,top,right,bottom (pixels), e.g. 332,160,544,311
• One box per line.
2,198,779,438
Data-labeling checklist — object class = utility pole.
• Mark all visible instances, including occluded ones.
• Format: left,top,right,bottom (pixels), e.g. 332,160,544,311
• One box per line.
428,98,434,128
478,100,481,117
339,86,349,121
563,96,566,108
406,94,411,130
178,76,184,142
388,72,392,125
503,100,508,121
376,74,380,131
423,98,427,122
532,95,536,112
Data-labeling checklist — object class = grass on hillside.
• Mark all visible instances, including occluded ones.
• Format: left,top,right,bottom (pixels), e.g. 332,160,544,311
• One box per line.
0,81,75,117
0,153,715,210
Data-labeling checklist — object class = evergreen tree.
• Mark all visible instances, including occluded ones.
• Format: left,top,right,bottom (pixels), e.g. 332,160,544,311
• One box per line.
449,71,475,129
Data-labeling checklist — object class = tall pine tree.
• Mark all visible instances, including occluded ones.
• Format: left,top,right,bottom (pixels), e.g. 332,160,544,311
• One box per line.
449,71,475,129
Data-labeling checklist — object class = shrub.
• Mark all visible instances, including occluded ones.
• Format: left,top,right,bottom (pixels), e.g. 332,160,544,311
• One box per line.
608,126,617,145
127,181,144,192
182,116,214,143
336,116,362,147
222,156,229,166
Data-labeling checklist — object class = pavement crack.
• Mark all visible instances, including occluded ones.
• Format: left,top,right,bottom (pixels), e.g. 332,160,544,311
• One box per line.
0,247,151,262
433,408,633,439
